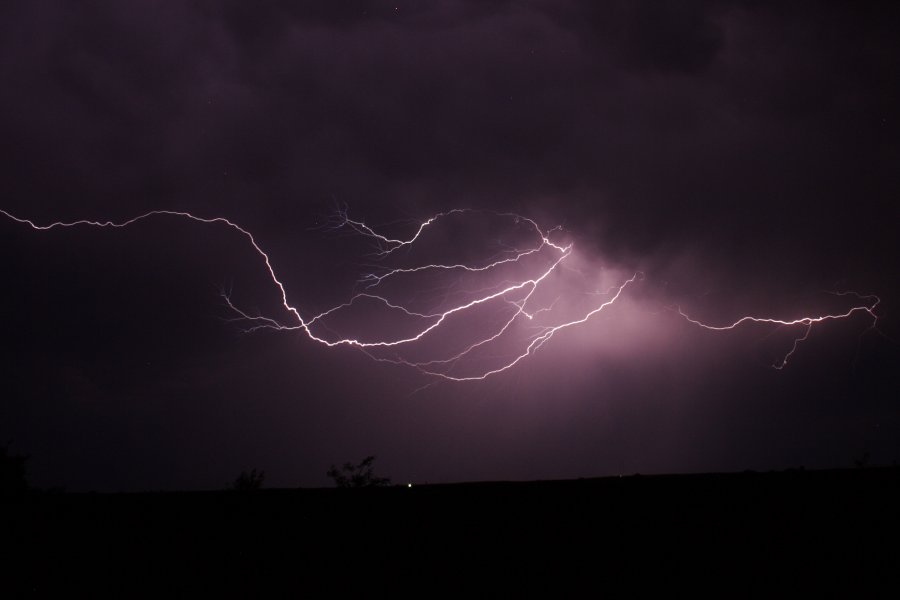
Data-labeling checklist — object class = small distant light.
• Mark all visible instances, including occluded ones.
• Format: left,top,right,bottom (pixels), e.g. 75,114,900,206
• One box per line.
407,483,412,488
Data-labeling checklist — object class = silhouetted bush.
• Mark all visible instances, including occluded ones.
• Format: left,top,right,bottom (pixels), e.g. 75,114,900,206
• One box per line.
0,444,29,495
327,456,391,488
233,468,265,491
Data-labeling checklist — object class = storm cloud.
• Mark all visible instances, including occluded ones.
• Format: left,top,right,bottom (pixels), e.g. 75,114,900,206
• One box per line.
1,1,898,490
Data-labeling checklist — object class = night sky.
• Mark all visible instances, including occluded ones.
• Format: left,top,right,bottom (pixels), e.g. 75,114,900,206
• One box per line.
2,1,899,492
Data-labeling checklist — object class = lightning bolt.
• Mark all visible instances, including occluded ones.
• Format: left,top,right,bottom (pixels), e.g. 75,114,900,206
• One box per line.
675,291,881,369
0,207,881,381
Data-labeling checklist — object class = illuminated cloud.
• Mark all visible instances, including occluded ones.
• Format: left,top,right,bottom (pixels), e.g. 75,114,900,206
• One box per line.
2,207,880,384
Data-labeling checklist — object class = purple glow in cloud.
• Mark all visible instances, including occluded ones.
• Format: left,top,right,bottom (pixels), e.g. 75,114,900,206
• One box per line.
0,207,881,382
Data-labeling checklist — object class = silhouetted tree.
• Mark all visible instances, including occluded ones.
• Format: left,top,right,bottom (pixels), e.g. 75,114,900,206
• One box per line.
327,456,391,488
0,444,29,495
233,468,265,491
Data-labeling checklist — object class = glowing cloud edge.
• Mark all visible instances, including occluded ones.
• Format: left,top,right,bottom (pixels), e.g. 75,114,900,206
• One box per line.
0,208,881,382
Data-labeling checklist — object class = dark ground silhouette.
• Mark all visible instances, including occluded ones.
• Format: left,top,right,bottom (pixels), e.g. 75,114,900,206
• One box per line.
3,467,899,594
327,455,391,488
231,468,265,492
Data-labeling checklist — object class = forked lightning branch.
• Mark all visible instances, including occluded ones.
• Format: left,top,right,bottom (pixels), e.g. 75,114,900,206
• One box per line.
1,208,880,381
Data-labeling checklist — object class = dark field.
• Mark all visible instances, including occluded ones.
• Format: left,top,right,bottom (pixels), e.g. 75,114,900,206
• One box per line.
5,468,899,594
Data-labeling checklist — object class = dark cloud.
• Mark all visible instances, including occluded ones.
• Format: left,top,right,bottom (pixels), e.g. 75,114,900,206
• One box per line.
1,1,898,490
549,0,725,74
